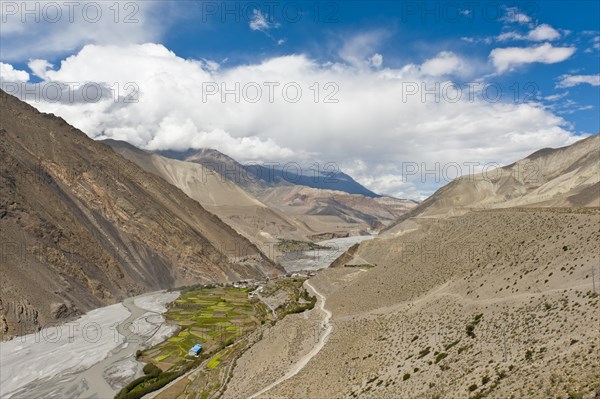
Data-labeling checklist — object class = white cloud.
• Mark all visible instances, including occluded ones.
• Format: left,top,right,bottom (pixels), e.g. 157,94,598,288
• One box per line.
502,7,531,24
338,31,386,68
544,92,569,101
28,59,54,80
527,24,561,41
0,62,30,82
584,35,599,53
249,9,279,32
557,74,600,88
490,43,576,73
17,43,580,199
368,53,383,68
498,24,561,42
419,51,469,77
496,32,521,42
201,59,220,72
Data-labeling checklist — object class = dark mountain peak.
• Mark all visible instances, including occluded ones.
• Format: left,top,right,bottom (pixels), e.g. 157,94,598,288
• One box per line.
156,146,381,197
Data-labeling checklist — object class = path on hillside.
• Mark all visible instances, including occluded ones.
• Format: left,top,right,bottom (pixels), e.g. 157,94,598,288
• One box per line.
248,279,332,399
337,281,594,322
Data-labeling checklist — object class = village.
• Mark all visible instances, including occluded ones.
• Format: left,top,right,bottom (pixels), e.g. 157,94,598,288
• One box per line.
115,271,318,399
231,270,318,292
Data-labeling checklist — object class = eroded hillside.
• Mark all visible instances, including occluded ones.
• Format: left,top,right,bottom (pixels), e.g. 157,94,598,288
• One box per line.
384,135,599,234
224,208,600,399
0,90,282,338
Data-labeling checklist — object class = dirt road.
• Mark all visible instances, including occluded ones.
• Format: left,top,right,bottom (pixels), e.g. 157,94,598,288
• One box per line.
248,279,332,399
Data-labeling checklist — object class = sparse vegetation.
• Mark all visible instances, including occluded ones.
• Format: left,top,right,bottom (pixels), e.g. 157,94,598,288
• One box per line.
277,239,331,252
417,347,431,359
434,352,448,364
466,314,483,338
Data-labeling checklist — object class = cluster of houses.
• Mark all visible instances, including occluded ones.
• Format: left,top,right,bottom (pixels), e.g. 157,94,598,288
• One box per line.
229,270,317,290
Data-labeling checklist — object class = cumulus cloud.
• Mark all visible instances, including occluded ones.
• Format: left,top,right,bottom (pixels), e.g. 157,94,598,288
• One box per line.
528,24,562,41
27,59,54,80
490,43,576,73
0,62,30,82
557,74,600,88
12,43,581,199
498,24,561,42
419,51,469,77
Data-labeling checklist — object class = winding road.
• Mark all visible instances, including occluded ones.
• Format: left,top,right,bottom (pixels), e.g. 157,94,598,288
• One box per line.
248,279,332,399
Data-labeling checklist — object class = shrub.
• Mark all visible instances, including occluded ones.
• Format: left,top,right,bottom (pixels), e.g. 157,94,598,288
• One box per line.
444,339,460,351
434,353,448,364
466,314,483,338
143,363,162,376
466,324,476,338
567,390,584,399
417,347,431,359
525,350,533,361
468,384,478,392
403,373,411,381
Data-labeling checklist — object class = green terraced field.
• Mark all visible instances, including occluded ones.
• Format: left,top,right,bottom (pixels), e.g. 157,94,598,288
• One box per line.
144,287,259,367
120,279,315,399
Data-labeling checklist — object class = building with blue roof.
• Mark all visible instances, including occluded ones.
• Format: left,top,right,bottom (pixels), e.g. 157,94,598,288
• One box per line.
188,344,202,357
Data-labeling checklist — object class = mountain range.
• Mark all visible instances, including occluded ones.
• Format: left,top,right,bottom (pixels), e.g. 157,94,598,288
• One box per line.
0,89,414,337
107,140,416,256
1,88,598,398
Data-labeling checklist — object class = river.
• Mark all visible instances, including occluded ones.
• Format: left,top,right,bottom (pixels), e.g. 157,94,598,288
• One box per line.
279,235,376,272
0,291,179,399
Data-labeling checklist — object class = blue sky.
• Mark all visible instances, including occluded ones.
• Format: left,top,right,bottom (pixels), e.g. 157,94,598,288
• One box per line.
1,1,598,199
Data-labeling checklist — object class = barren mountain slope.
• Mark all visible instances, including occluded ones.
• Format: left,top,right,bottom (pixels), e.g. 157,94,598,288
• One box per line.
383,135,599,234
260,185,417,236
0,90,282,338
106,140,312,257
171,148,381,197
159,148,417,235
227,208,599,399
